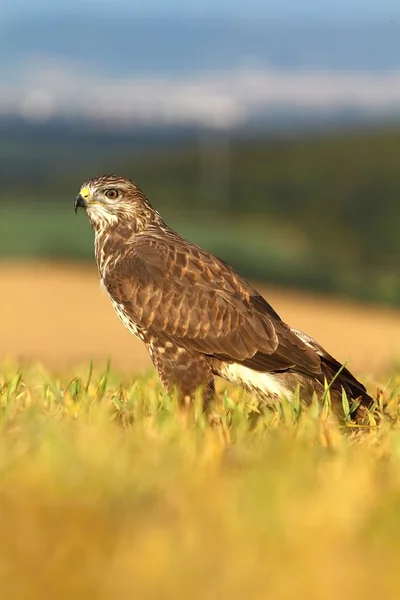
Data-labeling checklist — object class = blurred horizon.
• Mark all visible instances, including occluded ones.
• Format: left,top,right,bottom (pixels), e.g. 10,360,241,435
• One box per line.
1,5,400,128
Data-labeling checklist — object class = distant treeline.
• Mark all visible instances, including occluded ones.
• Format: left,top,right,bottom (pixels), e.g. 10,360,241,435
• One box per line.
1,121,400,305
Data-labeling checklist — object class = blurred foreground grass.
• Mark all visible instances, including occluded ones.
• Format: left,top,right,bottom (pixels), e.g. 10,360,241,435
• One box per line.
1,361,400,599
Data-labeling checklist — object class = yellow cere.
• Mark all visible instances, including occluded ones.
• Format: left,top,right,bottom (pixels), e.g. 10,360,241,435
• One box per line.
80,187,90,199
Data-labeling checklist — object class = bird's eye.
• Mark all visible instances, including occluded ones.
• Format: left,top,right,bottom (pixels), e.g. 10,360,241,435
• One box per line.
105,188,119,200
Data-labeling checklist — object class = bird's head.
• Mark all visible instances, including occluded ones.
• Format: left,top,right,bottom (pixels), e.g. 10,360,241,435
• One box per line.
74,174,161,232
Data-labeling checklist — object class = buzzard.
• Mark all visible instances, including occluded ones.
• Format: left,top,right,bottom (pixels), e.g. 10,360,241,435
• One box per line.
74,174,375,423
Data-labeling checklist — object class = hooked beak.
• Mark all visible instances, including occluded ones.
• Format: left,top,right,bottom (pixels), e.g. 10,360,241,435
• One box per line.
74,194,87,214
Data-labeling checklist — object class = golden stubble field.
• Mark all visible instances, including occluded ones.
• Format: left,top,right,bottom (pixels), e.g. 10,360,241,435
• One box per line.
2,261,400,599
1,260,400,381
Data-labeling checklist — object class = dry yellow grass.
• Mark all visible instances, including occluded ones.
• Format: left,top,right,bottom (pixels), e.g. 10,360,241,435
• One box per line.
2,261,400,598
0,361,399,600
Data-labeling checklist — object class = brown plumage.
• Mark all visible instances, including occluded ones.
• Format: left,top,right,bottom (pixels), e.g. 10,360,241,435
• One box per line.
74,174,376,423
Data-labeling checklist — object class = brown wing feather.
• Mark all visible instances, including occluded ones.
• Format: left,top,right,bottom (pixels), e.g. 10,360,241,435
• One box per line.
104,233,322,377
291,328,371,400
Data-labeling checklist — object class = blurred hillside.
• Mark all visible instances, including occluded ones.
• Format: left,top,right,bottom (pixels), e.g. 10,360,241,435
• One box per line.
1,14,399,127
1,121,400,305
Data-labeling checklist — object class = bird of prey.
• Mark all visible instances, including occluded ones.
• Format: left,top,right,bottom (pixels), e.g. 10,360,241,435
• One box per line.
74,174,375,423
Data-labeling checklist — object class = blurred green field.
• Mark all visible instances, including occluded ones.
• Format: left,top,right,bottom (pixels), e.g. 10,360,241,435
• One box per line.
1,361,400,599
2,203,400,305
2,125,400,304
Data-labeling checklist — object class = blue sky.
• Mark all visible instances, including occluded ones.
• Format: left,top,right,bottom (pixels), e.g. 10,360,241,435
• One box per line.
3,0,400,20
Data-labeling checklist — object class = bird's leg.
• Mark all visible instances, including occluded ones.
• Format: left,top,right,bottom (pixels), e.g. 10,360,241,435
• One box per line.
167,376,216,414
149,343,215,415
177,380,216,426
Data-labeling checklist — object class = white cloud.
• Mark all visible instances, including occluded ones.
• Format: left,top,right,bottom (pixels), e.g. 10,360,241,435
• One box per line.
2,57,400,127
19,89,55,123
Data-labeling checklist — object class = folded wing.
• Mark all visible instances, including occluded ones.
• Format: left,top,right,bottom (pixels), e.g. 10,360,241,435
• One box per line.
104,233,323,378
